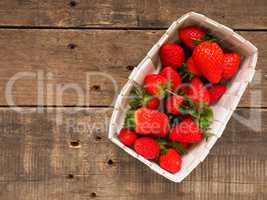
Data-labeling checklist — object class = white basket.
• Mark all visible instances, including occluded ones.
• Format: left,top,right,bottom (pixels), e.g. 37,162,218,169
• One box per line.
108,12,258,182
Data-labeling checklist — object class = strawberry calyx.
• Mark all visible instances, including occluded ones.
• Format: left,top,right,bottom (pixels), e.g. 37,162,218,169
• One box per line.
129,84,159,109
170,141,188,155
124,109,136,130
179,98,214,139
178,63,195,82
157,81,172,98
192,34,219,47
156,138,188,155
168,114,181,128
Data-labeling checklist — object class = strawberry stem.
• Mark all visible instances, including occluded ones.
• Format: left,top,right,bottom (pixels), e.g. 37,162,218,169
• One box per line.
166,89,177,96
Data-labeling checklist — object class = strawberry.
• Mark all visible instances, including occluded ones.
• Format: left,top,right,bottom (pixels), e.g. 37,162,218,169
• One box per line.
193,41,224,83
186,77,210,104
186,57,202,76
166,95,184,115
135,107,170,137
179,26,205,49
144,74,169,98
145,97,160,109
222,53,240,80
118,128,137,146
208,85,227,105
134,137,160,160
160,66,182,92
169,117,203,143
159,149,182,173
160,43,185,69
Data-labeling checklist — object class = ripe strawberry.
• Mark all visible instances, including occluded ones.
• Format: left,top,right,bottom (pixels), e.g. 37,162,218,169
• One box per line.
208,85,227,105
134,137,160,160
118,128,137,146
193,41,224,83
135,107,170,137
160,43,185,69
222,53,240,80
186,78,210,104
186,57,202,76
145,97,160,109
179,26,205,49
159,149,182,173
144,74,168,98
169,117,203,143
160,66,182,92
166,95,184,115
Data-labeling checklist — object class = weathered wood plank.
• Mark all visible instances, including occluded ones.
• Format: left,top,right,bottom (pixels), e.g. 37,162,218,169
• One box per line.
0,29,265,107
0,0,266,29
0,107,266,200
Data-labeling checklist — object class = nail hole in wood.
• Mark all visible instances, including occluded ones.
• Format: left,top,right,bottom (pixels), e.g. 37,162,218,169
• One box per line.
70,140,80,148
126,65,135,71
91,85,101,91
95,135,102,141
107,159,114,165
67,43,77,49
90,192,97,198
69,1,77,7
67,174,74,179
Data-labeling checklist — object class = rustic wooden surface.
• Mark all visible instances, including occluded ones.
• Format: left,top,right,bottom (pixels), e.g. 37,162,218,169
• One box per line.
0,1,266,200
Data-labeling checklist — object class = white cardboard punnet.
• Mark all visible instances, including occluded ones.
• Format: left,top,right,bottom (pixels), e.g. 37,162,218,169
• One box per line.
108,12,258,182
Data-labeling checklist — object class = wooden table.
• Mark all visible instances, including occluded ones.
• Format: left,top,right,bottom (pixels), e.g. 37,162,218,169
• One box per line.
0,1,266,199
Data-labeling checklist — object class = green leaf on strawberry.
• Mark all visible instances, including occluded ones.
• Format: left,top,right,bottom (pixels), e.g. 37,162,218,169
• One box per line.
179,97,214,140
170,142,188,156
192,34,220,47
156,138,168,154
124,109,135,130
129,84,160,110
168,114,181,128
156,138,188,156
178,63,194,82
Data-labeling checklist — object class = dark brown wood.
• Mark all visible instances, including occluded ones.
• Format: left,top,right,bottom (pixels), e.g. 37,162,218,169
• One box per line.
0,107,266,200
0,0,266,29
0,30,265,107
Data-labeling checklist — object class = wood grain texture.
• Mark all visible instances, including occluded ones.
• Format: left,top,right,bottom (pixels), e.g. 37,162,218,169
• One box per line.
0,29,265,107
0,1,266,199
0,0,266,29
0,107,266,200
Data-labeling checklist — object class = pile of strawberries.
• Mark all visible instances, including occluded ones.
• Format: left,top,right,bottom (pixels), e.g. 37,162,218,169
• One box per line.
118,26,241,173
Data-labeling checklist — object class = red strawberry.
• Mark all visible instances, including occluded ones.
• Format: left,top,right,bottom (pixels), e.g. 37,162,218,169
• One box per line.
222,53,241,80
208,85,227,105
160,43,185,69
186,57,202,76
145,97,160,109
186,78,210,104
169,117,203,143
159,149,182,173
118,128,137,146
144,74,168,97
193,42,224,83
135,107,170,137
179,26,205,49
160,66,182,92
134,137,160,160
166,95,184,115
